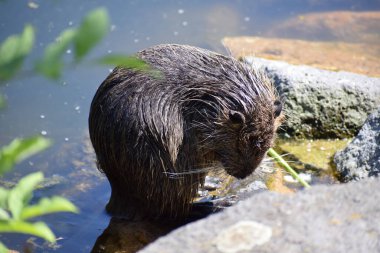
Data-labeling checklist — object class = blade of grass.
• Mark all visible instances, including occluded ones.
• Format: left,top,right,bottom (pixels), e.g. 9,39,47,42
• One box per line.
267,148,311,188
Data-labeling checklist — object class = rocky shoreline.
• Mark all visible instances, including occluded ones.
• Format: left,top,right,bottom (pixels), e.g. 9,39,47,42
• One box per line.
141,177,380,253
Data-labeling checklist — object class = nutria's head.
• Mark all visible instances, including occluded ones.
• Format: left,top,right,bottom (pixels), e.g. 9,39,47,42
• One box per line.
190,62,284,179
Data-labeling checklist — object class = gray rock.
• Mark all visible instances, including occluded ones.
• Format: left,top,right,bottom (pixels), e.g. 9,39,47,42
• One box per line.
244,57,380,138
140,178,380,253
334,107,380,182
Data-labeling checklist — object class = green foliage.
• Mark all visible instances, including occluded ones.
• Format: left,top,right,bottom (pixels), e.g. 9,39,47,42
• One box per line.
7,172,44,220
0,25,34,81
98,55,162,79
20,196,77,220
0,8,111,82
36,7,110,79
0,136,51,175
98,55,150,70
0,220,55,243
36,8,109,79
0,172,78,243
0,138,78,251
74,8,109,61
0,94,5,109
0,142,77,248
0,7,148,83
36,28,77,79
0,242,7,253
0,7,151,250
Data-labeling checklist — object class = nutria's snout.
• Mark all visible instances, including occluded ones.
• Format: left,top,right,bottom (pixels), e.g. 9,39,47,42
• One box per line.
220,150,267,179
89,44,283,220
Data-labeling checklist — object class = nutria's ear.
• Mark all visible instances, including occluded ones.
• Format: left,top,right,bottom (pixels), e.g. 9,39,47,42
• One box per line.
274,100,282,118
229,110,245,127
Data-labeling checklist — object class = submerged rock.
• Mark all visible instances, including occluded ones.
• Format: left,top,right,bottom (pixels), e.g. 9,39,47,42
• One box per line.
222,36,380,77
140,178,380,253
244,57,380,138
334,108,380,182
267,11,380,44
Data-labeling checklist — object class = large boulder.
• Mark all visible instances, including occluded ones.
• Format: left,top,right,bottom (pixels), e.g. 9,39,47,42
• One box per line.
245,57,380,138
140,178,380,253
334,108,380,182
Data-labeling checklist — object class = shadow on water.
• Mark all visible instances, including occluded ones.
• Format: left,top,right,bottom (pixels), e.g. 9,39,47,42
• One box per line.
0,0,379,252
91,203,220,253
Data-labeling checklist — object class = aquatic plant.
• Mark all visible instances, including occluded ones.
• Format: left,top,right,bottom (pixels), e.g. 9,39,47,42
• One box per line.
267,148,311,188
0,137,78,252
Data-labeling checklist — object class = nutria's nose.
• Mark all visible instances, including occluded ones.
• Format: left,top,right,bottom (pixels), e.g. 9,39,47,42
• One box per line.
232,168,254,179
236,158,264,179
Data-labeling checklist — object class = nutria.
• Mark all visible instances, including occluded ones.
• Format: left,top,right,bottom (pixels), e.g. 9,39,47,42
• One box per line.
89,44,283,220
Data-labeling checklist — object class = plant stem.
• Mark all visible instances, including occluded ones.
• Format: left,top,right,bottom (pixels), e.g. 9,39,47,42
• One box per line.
267,148,311,188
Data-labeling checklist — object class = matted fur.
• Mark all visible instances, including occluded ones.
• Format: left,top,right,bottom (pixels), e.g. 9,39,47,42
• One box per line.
89,44,283,220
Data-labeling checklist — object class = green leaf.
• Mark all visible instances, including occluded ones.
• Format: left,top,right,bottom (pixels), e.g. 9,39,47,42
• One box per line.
0,25,34,80
21,196,78,220
0,136,52,175
0,93,5,109
0,188,9,208
0,208,10,220
35,28,77,79
74,8,109,61
8,172,44,219
0,242,8,253
98,55,150,70
0,220,56,242
98,55,162,79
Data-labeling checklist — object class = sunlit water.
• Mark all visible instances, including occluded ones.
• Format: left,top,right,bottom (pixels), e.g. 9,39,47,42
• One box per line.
0,0,379,252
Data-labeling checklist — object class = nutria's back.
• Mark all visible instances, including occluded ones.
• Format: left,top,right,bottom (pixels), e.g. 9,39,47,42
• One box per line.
89,44,283,220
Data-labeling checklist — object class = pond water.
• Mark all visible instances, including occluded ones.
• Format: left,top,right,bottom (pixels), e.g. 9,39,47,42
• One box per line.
0,0,379,252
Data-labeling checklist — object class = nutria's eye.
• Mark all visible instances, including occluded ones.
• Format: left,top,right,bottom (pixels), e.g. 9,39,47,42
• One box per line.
274,100,282,118
229,110,245,126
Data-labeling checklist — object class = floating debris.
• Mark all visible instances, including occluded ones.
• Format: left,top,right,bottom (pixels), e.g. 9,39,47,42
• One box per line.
40,114,45,119
204,176,222,191
238,181,267,194
41,130,47,136
28,2,39,9
182,21,188,26
197,189,209,198
177,9,184,14
284,173,312,184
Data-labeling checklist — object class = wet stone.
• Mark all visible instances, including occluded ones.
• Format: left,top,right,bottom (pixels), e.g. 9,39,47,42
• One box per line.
214,220,273,253
204,176,223,191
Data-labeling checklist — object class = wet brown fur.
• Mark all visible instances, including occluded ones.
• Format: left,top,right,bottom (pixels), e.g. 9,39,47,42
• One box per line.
89,44,284,220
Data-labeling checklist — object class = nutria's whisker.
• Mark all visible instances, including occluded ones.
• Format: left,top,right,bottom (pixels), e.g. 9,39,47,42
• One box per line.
165,167,217,176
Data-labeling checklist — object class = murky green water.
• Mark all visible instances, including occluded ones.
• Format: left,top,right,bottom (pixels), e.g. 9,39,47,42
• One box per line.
0,0,379,252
